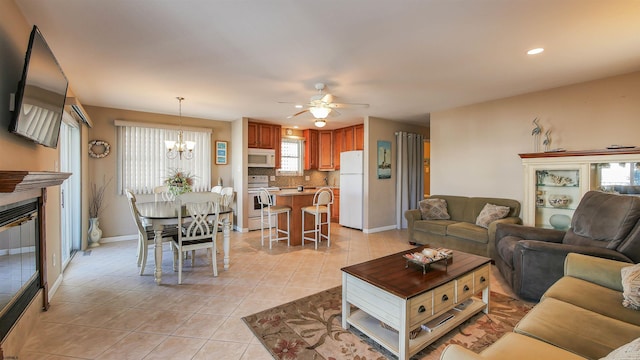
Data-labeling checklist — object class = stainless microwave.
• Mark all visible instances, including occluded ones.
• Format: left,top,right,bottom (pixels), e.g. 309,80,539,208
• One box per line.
248,148,276,168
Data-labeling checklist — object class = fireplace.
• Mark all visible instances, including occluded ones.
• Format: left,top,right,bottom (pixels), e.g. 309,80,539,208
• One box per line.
0,171,70,355
0,198,39,340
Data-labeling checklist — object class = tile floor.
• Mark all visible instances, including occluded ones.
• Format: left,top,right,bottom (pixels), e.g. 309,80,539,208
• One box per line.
19,226,518,359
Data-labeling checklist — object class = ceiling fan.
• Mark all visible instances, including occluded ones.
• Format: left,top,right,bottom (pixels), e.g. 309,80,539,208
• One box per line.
280,83,369,127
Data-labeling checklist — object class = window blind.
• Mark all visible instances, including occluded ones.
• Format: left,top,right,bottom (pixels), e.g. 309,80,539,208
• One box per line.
116,121,211,194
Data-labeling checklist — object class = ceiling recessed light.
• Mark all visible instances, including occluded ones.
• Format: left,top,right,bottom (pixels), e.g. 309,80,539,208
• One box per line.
294,104,303,109
527,48,544,55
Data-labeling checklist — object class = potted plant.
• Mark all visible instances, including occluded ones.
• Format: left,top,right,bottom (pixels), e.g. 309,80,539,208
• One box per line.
165,169,195,197
88,177,111,247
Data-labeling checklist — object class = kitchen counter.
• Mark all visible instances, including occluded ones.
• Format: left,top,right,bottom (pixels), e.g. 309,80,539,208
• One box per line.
274,191,316,246
274,189,320,196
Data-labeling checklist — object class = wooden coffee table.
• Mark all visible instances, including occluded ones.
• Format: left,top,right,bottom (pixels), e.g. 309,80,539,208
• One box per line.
341,247,491,360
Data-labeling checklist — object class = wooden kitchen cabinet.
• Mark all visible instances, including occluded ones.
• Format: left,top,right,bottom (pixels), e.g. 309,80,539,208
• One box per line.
333,128,343,170
343,126,355,151
331,188,340,222
304,129,318,170
274,125,281,168
318,130,334,170
354,124,364,150
248,122,280,149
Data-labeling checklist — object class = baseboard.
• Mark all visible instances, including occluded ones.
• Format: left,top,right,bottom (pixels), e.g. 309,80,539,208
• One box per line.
100,234,137,243
48,272,64,302
363,224,397,234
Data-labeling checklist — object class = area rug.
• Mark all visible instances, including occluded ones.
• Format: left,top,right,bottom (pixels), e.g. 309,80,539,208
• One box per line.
242,286,533,360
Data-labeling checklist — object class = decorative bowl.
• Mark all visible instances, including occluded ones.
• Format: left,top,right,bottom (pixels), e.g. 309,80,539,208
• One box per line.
548,194,571,208
549,214,571,230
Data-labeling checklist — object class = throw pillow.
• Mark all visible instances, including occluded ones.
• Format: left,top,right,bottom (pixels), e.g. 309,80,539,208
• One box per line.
475,203,510,229
600,337,640,360
621,263,640,311
419,199,450,220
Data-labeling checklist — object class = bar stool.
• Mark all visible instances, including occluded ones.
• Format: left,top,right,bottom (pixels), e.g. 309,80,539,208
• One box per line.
301,187,333,249
258,188,291,249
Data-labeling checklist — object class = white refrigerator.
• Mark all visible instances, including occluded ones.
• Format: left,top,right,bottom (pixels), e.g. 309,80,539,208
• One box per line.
339,150,363,229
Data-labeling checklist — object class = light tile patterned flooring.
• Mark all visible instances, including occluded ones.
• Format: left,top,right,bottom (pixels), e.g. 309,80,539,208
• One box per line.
19,226,517,359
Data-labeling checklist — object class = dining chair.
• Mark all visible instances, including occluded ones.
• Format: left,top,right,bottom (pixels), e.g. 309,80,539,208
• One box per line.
301,187,334,249
219,186,235,228
153,185,175,202
211,185,223,194
172,192,220,284
125,189,177,275
258,188,291,249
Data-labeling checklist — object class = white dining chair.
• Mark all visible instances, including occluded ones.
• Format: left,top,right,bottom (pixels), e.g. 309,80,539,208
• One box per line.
258,188,291,249
153,185,175,202
301,187,333,249
172,192,220,284
211,185,223,194
125,189,177,275
219,186,235,228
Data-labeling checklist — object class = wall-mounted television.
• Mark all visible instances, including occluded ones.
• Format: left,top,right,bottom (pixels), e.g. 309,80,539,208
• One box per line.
9,25,68,149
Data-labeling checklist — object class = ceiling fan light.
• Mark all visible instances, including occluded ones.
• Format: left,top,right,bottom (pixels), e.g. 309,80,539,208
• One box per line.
314,119,327,128
309,106,330,119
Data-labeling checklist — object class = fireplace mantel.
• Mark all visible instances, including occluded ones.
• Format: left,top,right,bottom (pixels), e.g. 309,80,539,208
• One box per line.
0,171,71,193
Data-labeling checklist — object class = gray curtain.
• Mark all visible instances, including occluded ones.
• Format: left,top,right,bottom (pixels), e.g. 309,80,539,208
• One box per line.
396,132,424,229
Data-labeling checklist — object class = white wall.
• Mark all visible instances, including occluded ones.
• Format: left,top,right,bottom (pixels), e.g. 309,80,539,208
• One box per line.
430,71,640,204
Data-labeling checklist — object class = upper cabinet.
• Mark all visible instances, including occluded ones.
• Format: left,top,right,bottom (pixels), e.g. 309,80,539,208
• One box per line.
248,122,280,149
354,124,364,150
520,148,640,228
303,129,318,170
340,124,364,166
318,130,334,170
333,128,344,170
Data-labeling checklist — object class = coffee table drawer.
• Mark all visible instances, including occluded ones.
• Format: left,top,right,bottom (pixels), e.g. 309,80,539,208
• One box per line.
408,290,434,327
456,273,475,302
433,282,455,314
474,264,490,291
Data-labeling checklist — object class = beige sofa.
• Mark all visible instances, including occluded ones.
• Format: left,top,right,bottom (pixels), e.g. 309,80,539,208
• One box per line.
440,253,640,360
404,195,521,260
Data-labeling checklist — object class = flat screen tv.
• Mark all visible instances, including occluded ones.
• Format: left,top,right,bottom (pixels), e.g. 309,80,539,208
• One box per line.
9,25,68,149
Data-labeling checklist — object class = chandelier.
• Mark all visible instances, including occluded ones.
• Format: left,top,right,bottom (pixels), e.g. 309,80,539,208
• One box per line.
165,97,195,160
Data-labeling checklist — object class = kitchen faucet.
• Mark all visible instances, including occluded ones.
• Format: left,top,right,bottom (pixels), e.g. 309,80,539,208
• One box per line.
323,177,328,186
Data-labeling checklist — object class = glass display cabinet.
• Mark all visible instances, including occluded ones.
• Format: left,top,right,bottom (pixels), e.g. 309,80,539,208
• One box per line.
520,148,640,228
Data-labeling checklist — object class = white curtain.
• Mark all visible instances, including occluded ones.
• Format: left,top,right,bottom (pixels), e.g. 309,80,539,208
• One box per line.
396,131,424,229
115,121,212,194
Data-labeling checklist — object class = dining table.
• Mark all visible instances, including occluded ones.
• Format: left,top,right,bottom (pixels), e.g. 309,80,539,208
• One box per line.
136,200,233,285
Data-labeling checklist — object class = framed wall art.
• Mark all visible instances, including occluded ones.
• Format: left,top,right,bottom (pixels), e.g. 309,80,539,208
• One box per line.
215,141,228,165
377,140,391,179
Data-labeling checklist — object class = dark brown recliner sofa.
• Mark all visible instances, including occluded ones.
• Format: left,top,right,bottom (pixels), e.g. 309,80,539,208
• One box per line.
495,190,640,301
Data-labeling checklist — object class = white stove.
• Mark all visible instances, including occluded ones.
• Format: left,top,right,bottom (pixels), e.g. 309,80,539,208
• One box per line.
247,175,279,230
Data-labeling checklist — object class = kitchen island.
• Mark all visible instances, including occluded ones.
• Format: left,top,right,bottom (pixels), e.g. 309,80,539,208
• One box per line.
274,189,329,246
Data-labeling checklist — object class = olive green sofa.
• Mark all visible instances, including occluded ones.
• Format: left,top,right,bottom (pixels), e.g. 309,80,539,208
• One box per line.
404,195,521,260
440,253,640,360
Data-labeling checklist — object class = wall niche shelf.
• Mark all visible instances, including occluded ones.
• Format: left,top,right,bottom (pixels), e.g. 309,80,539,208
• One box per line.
519,148,640,228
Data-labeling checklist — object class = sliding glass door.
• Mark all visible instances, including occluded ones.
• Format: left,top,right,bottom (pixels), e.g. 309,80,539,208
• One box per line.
59,120,81,268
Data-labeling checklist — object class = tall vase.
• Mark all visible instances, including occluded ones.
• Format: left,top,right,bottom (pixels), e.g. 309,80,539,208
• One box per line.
88,217,102,247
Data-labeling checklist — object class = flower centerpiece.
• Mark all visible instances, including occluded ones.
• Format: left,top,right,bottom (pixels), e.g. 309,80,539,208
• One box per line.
165,168,195,196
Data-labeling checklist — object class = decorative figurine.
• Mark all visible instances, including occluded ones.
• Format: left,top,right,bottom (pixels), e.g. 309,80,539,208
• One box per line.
531,117,542,152
543,130,551,152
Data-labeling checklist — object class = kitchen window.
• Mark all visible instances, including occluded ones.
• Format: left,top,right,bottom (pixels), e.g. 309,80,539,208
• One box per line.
115,120,212,194
278,138,304,176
